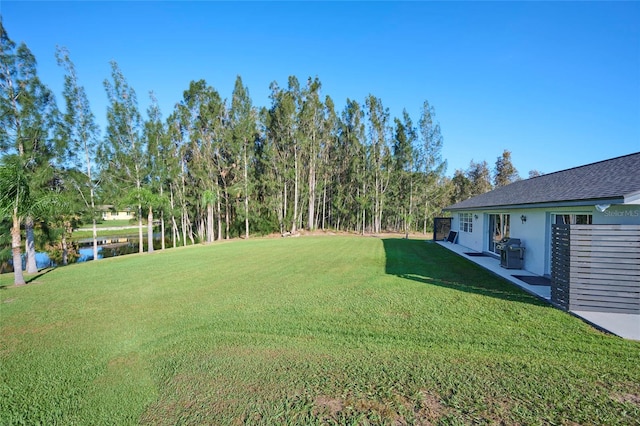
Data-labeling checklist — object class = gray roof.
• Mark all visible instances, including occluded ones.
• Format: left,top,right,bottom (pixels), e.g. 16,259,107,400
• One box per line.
445,152,640,211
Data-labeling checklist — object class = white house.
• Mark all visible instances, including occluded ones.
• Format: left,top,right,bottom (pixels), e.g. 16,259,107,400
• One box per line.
444,152,640,277
98,205,135,221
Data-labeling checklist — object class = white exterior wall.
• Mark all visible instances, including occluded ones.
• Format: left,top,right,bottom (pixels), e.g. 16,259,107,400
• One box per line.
506,209,547,276
451,214,483,252
450,204,640,277
593,205,640,225
102,210,135,221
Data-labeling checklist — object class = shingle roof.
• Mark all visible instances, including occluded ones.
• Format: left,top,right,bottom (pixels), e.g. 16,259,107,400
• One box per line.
445,152,640,211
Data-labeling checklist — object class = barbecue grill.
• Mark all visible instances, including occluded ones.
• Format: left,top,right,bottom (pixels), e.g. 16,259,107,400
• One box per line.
496,238,524,269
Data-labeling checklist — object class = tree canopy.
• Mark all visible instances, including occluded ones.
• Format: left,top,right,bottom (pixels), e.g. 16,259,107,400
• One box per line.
0,22,527,277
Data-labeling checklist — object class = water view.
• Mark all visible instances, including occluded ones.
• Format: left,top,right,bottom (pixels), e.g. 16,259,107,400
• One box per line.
31,234,165,269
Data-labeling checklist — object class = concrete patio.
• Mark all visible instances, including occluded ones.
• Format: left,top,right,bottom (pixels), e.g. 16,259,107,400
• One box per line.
436,240,640,341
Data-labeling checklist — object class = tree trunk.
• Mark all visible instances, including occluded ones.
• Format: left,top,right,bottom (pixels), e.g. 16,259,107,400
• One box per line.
87,137,99,261
170,184,177,248
321,178,327,230
207,202,214,243
197,216,205,242
216,185,223,241
292,144,299,234
406,176,414,239
374,171,379,234
62,220,71,266
361,181,366,236
25,216,37,274
182,208,188,247
188,219,195,246
222,178,230,240
138,204,144,253
378,197,384,234
62,232,68,266
423,200,429,235
308,159,315,231
225,195,230,240
172,216,179,248
181,166,188,246
92,217,98,261
282,180,287,234
160,210,166,250
160,186,166,250
244,145,249,239
12,212,26,286
147,206,154,253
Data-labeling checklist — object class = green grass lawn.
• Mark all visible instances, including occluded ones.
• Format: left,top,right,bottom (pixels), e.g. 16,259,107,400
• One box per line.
95,219,135,228
72,228,145,240
72,219,144,240
1,237,638,425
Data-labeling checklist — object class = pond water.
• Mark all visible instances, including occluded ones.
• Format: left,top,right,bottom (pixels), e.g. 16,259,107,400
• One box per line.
29,234,164,269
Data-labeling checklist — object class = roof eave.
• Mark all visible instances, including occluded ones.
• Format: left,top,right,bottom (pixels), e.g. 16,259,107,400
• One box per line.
444,197,626,212
624,191,640,204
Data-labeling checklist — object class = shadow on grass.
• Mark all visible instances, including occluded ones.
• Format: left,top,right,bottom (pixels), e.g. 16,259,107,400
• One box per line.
383,238,544,306
25,267,55,284
0,268,56,288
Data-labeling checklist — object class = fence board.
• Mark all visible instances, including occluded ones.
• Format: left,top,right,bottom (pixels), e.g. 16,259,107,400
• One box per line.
574,259,640,267
571,279,640,288
551,224,640,314
570,247,640,256
571,240,640,248
572,304,639,314
572,283,640,293
571,272,639,282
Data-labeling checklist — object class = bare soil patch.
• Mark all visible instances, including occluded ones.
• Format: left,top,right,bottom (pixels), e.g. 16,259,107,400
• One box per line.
612,392,640,406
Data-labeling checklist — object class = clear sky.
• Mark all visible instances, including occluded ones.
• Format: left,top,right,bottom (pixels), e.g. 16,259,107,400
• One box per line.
2,1,639,177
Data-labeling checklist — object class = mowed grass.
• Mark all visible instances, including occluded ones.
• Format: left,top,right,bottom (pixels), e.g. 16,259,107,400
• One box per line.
72,220,142,240
1,236,639,425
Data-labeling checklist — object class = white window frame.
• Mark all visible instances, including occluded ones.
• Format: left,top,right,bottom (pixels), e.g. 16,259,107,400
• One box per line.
555,214,593,225
459,212,473,233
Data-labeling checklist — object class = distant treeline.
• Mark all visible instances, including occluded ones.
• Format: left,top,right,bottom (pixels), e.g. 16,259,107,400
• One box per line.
0,21,523,283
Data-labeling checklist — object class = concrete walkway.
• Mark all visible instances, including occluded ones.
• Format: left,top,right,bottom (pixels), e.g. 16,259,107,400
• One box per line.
436,241,640,341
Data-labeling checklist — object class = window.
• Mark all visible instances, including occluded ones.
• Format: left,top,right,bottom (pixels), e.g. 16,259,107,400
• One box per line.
555,214,592,225
459,213,473,233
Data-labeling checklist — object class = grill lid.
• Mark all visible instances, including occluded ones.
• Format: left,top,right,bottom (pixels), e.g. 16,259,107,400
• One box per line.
496,238,522,249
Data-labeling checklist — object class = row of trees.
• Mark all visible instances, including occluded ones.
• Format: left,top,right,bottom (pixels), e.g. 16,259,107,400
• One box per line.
1,21,523,285
449,150,530,205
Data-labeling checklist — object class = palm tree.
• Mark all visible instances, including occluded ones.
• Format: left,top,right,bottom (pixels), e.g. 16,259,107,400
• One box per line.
0,155,30,285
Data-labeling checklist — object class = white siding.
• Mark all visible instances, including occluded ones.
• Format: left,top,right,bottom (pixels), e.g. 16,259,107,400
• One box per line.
450,204,640,277
454,213,483,252
594,205,640,225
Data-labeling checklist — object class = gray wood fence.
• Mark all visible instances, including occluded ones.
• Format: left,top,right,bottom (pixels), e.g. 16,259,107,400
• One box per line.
551,224,640,314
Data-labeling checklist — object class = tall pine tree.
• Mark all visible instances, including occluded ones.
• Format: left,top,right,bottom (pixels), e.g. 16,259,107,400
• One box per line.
1,22,58,276
56,46,101,261
101,61,146,253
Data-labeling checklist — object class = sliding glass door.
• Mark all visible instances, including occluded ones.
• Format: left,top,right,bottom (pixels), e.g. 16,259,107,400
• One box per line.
488,214,510,254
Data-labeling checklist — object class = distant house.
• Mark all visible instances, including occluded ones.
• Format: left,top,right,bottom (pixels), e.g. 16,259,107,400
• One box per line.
98,205,135,221
444,152,640,315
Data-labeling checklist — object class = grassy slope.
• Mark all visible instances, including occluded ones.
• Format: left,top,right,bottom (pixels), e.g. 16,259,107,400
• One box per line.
1,237,638,425
72,220,145,240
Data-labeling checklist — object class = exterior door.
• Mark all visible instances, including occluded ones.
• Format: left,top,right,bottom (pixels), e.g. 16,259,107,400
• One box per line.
488,214,510,255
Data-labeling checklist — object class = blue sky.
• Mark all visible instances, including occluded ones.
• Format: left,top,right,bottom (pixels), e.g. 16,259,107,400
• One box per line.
2,1,639,177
